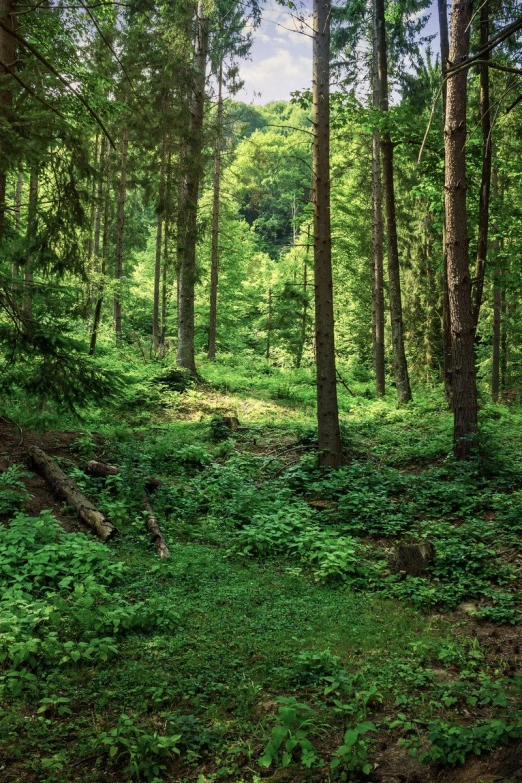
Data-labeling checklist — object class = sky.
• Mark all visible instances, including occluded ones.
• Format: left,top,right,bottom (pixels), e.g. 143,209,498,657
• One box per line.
236,0,441,105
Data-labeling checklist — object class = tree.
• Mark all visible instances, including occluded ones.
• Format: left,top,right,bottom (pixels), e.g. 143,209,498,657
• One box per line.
444,0,477,458
375,0,412,406
371,0,385,397
208,61,223,360
313,0,343,467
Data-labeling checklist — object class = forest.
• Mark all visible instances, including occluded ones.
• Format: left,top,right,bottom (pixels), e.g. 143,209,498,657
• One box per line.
1,0,522,780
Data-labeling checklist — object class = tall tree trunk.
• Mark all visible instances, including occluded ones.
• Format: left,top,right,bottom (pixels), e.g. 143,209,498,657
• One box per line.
313,0,342,467
113,126,128,341
208,61,223,361
23,168,37,323
375,0,411,405
438,0,453,407
12,169,22,281
90,139,111,356
177,0,209,376
491,169,501,402
160,213,169,356
371,0,385,397
153,133,167,353
445,0,477,459
472,0,492,329
296,225,311,369
0,0,15,238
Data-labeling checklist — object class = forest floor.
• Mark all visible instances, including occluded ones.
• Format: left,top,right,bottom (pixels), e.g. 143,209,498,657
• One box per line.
1,357,522,783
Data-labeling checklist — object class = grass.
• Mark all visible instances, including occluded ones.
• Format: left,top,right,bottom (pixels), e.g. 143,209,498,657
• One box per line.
1,357,522,782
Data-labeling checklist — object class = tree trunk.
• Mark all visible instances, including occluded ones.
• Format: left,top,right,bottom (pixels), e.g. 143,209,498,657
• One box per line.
177,0,209,376
438,0,453,407
445,0,477,459
160,213,169,356
0,0,15,238
491,170,500,402
114,126,128,341
23,168,37,323
371,0,385,398
208,61,223,361
375,0,411,405
265,287,272,361
296,225,311,369
143,496,170,559
153,133,167,353
472,0,492,330
312,0,342,467
90,138,111,356
12,169,22,281
28,446,116,540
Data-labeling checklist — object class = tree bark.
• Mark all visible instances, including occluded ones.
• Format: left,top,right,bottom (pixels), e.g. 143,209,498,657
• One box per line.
28,446,116,540
371,0,385,398
491,169,500,402
208,61,223,361
312,0,343,467
177,0,208,376
375,0,411,405
438,0,453,407
471,0,491,330
143,495,170,559
445,0,477,459
0,0,15,238
153,133,167,353
160,212,169,356
89,138,111,356
114,126,128,341
23,167,37,323
12,169,22,281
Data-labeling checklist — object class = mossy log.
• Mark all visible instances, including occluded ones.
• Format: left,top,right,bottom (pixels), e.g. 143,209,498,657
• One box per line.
143,495,170,559
84,460,119,478
28,445,116,540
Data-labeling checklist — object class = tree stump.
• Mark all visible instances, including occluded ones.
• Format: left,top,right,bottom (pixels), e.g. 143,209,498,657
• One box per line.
397,542,434,576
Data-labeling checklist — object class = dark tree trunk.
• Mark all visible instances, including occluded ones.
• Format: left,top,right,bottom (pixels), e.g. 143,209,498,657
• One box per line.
12,169,22,281
371,0,385,397
472,0,492,330
114,126,128,341
445,0,477,459
375,0,411,405
153,133,167,353
160,212,169,356
491,169,501,402
23,168,37,323
89,139,111,356
177,0,208,376
208,61,223,361
312,0,342,467
438,0,453,407
0,0,15,238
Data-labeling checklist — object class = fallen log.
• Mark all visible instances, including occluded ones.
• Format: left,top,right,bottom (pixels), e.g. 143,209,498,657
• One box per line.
84,460,119,478
28,445,116,541
143,495,170,559
84,461,162,494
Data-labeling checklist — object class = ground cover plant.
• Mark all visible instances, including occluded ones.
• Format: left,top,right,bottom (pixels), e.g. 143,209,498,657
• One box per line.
1,360,522,783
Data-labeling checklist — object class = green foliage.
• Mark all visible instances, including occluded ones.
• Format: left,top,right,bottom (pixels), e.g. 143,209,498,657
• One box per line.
259,697,319,770
421,716,522,766
0,464,31,516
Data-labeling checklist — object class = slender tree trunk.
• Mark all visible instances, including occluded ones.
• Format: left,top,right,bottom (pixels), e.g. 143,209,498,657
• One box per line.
93,136,105,272
472,0,491,330
371,0,385,397
438,0,453,406
375,0,411,405
265,287,272,361
113,126,128,341
491,169,501,402
12,169,22,281
23,168,37,322
313,0,342,467
177,0,209,376
90,139,111,356
153,133,167,353
296,225,311,369
87,134,99,263
445,0,477,459
0,0,15,238
500,285,507,392
208,61,224,361
160,213,169,356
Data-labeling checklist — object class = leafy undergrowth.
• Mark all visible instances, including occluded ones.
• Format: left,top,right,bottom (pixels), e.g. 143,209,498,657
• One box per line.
1,360,522,782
